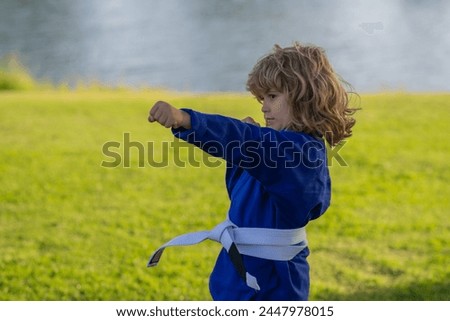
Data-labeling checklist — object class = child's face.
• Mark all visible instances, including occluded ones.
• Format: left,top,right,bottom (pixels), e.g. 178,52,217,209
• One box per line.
260,90,291,130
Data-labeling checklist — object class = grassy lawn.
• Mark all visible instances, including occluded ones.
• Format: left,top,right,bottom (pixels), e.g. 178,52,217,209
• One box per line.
0,89,449,300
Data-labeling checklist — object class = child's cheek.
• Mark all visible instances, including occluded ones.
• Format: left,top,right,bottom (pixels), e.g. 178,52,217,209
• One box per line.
274,99,282,110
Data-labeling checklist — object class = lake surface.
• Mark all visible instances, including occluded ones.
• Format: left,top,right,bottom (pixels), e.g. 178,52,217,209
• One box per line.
1,0,449,93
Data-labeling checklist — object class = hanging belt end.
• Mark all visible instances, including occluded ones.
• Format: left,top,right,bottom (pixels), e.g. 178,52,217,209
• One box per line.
147,248,164,267
147,260,158,268
246,272,260,291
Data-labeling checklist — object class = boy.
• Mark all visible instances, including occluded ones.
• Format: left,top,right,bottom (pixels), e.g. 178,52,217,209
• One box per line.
147,42,357,300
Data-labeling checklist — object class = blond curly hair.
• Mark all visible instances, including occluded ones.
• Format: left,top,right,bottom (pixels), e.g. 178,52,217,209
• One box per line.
246,42,358,146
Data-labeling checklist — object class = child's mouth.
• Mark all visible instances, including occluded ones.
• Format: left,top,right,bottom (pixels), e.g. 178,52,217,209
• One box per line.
265,118,274,126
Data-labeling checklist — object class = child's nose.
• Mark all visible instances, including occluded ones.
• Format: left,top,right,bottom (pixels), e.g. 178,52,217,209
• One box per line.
261,101,270,113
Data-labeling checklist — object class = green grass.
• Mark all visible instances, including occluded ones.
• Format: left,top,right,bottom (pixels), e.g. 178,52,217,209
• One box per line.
0,89,449,300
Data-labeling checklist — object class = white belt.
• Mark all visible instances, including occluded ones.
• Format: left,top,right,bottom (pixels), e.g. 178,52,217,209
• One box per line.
147,219,308,291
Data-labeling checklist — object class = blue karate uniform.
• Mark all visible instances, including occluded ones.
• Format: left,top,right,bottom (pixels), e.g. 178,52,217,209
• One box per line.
172,109,330,300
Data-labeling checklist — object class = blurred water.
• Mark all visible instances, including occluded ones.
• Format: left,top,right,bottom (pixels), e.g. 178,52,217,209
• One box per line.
0,0,449,92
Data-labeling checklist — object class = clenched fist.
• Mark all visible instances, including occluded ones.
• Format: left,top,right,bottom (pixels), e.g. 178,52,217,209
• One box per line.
148,101,191,129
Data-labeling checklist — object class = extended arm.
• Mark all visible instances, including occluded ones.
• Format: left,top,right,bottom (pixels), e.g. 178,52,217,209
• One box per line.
147,100,330,222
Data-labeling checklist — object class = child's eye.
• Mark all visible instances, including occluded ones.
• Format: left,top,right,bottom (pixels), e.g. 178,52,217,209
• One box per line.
268,94,277,99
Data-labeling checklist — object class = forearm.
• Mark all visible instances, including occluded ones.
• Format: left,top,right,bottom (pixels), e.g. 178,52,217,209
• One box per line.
179,110,191,129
